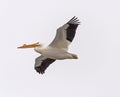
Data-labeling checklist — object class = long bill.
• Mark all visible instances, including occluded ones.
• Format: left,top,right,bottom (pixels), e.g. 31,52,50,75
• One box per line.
17,42,41,48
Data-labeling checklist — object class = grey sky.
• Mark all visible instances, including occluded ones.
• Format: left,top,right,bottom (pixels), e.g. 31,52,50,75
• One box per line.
0,0,120,97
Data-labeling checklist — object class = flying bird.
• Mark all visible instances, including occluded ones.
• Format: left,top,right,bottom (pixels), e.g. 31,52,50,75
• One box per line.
18,16,80,74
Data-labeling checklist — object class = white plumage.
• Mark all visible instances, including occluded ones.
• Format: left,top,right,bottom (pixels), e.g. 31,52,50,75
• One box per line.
18,16,80,74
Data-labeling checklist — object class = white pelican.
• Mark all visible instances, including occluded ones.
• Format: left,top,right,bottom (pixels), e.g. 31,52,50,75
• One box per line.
18,16,80,74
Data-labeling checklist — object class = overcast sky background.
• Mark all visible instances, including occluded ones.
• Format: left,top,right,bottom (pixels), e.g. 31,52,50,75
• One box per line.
0,0,120,97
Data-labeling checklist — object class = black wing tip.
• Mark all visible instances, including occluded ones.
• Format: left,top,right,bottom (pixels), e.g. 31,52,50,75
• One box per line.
34,58,56,74
67,16,80,25
35,67,45,74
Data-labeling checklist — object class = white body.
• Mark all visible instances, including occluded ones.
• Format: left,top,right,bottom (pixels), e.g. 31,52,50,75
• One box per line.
34,46,75,60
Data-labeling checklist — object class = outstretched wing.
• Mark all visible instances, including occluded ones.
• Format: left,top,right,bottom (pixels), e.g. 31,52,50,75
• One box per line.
49,16,80,49
35,55,56,74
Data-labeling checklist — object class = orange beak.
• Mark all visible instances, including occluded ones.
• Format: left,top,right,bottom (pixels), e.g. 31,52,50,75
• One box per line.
17,42,41,49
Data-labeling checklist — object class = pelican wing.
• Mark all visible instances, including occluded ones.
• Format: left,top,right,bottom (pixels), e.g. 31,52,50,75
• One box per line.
35,55,56,74
49,16,80,49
